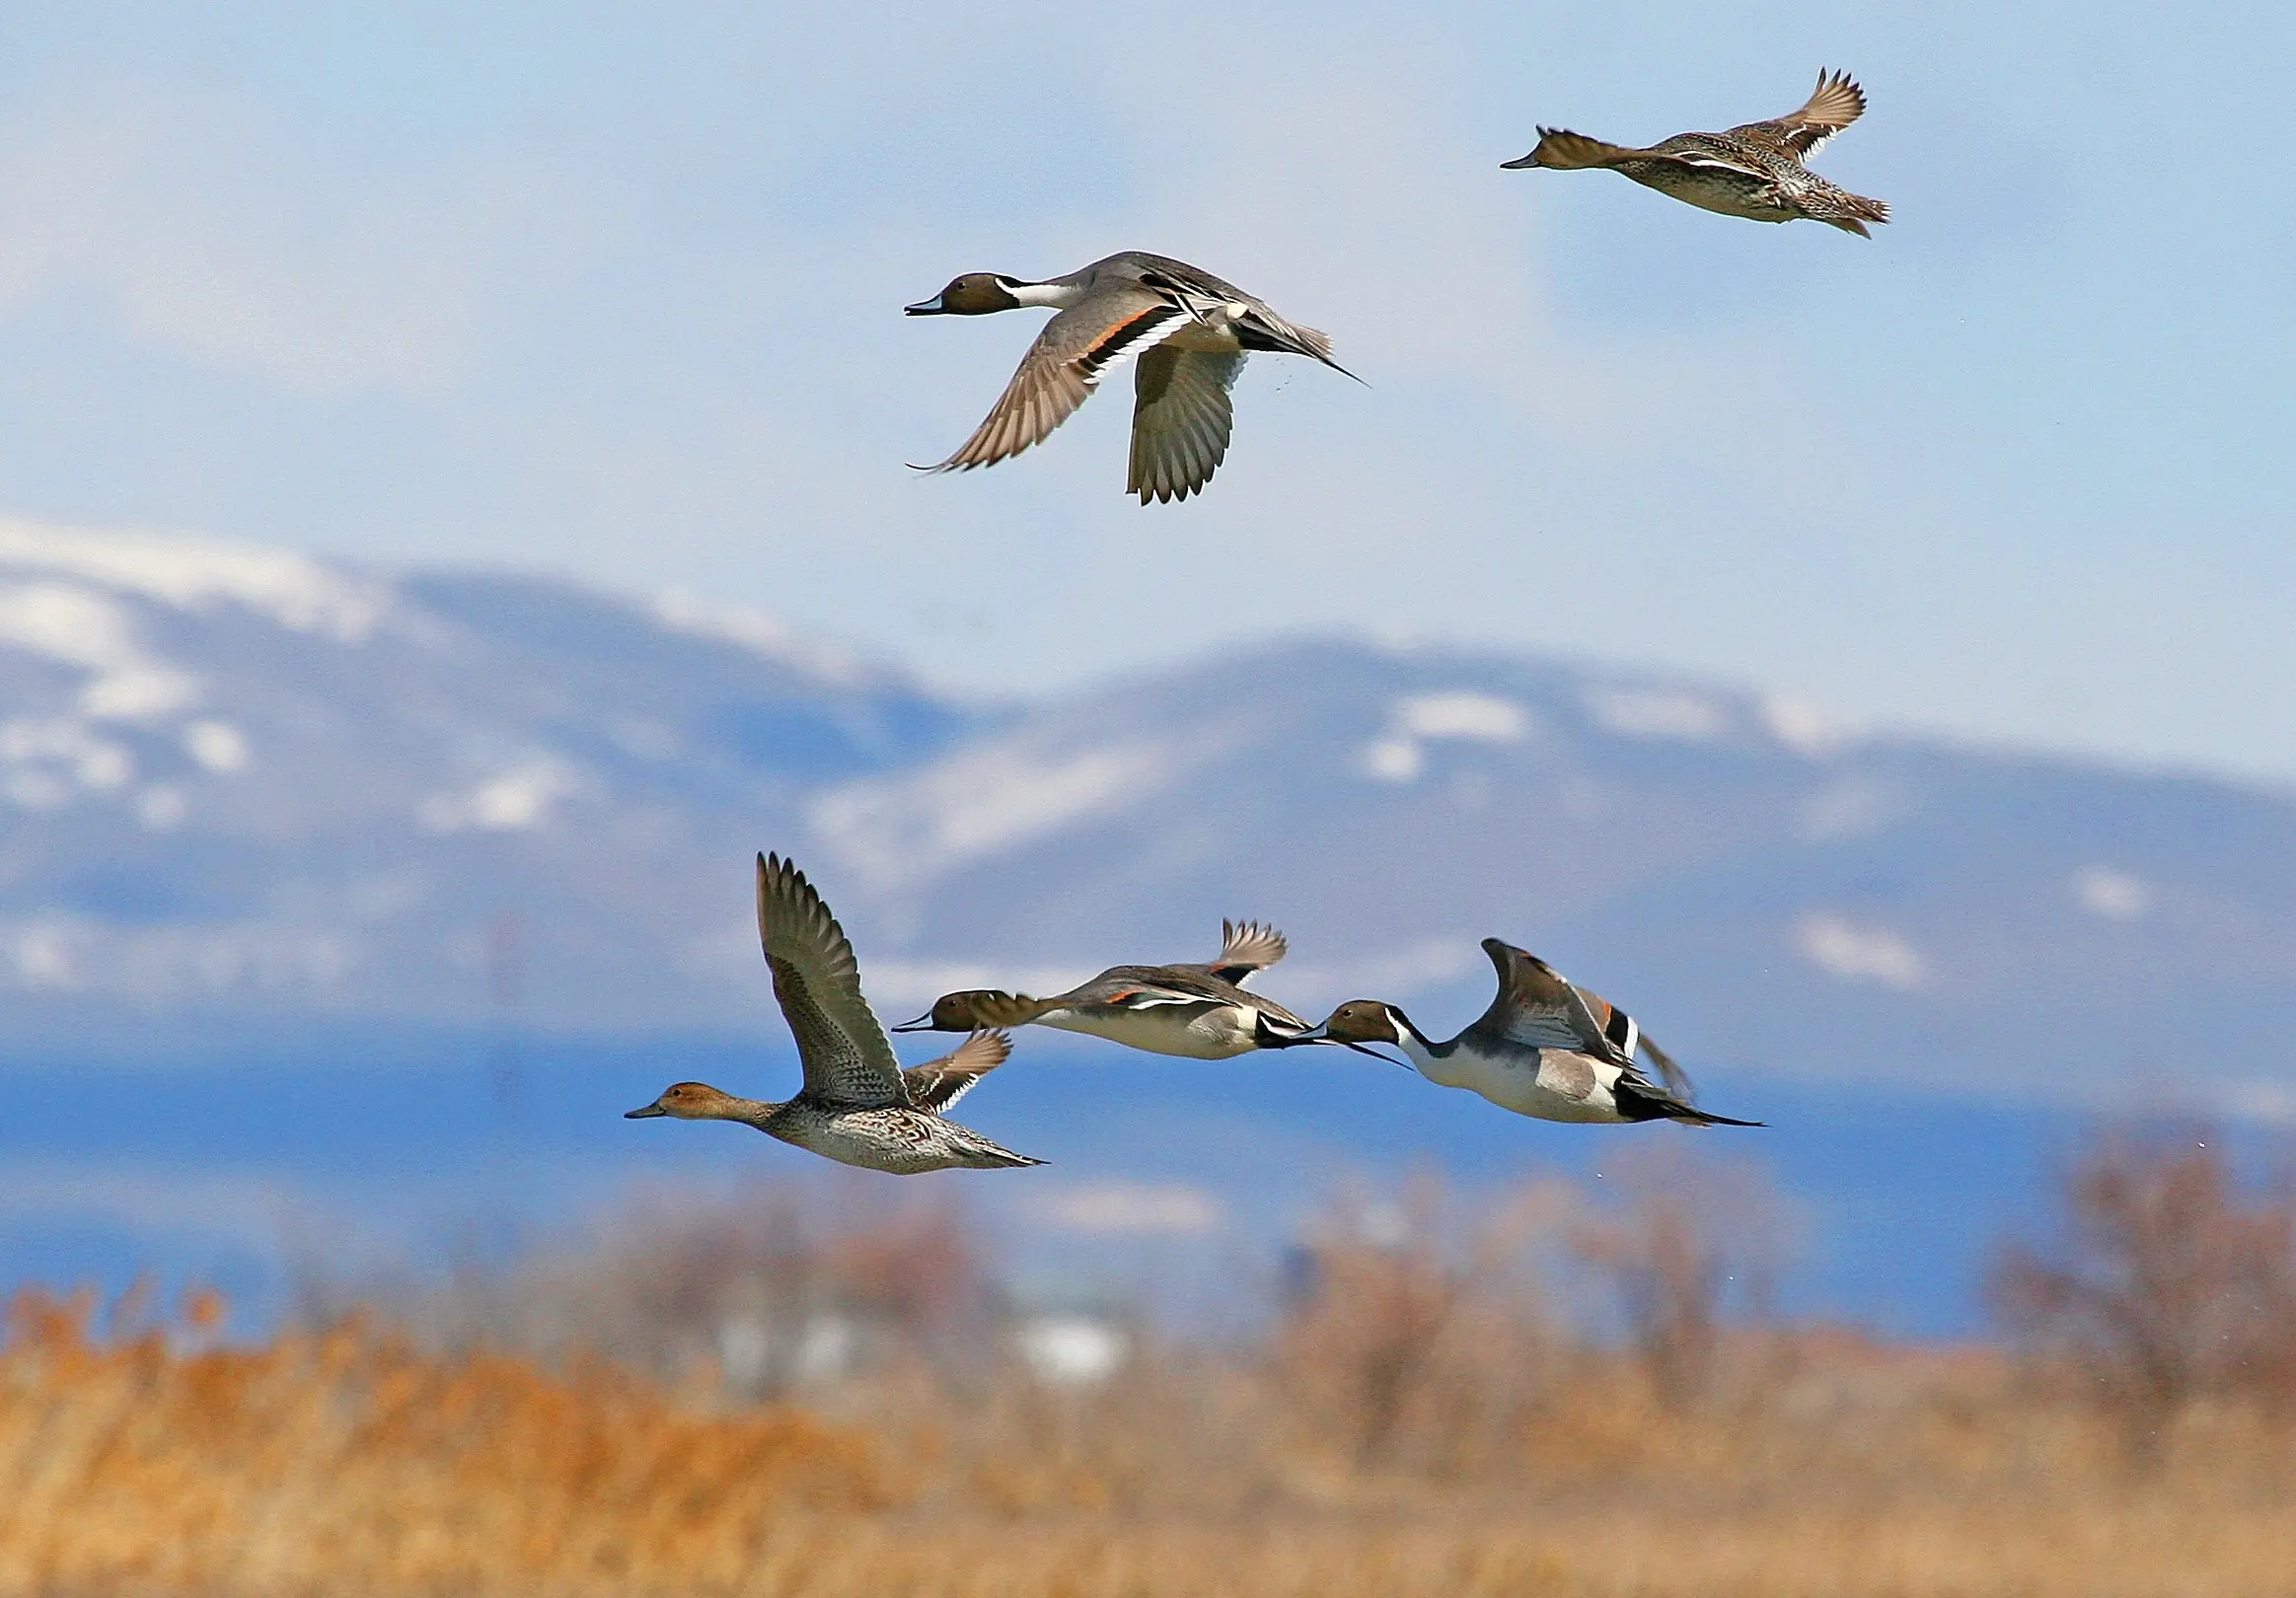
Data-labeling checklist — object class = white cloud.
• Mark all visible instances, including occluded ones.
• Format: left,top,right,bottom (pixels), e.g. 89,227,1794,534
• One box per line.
1796,911,1929,989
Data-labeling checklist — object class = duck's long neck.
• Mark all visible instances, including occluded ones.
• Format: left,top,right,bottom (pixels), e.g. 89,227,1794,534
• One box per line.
704,1096,783,1128
1006,280,1084,310
1385,1008,1460,1083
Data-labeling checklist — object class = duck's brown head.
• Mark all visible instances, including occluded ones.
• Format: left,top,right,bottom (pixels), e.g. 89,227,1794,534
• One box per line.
892,989,1044,1033
1314,999,1410,1049
625,1081,739,1121
905,273,1027,316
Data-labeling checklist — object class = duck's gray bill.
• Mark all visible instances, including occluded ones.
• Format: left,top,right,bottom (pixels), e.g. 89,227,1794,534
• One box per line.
903,294,948,316
888,1011,935,1032
1294,1031,1411,1069
624,1104,667,1119
1499,152,1539,169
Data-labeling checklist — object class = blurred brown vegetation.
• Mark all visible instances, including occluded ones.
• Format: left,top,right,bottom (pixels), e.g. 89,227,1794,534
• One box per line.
7,1133,2296,1597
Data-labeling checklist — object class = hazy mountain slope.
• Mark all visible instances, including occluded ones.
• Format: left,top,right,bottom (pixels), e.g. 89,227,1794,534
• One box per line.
5,522,2292,1107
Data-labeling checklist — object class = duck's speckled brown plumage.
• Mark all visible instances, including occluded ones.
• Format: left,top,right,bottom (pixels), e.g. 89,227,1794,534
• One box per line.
624,855,1042,1174
1505,70,1889,237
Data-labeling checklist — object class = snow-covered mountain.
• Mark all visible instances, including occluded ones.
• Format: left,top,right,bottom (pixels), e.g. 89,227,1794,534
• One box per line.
5,520,2293,1109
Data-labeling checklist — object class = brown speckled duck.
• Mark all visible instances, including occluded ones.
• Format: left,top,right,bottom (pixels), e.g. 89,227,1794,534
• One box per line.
1505,69,1889,237
626,853,1043,1174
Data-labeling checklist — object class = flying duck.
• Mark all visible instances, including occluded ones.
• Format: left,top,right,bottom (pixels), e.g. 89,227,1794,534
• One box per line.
892,919,1355,1060
1310,938,1761,1126
1505,69,1889,237
626,853,1044,1173
906,252,1354,503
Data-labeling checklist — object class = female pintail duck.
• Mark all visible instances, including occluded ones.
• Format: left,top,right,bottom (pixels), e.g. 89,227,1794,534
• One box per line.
891,919,1356,1061
905,252,1355,503
626,853,1044,1173
1504,69,1889,237
1309,938,1761,1126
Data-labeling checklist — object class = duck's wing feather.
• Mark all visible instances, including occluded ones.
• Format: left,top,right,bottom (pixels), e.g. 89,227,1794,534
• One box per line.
1730,68,1866,159
1464,938,1633,1064
1085,964,1311,1030
756,852,907,1109
1196,919,1289,985
902,1029,1012,1114
1129,346,1241,504
1634,1031,1698,1104
919,284,1195,474
1129,258,1353,377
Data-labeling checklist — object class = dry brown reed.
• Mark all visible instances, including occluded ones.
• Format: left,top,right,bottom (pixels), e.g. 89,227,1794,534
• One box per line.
9,1135,2296,1597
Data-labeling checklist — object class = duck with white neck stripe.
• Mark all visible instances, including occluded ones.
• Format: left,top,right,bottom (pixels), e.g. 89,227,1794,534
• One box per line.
1308,939,1761,1127
905,252,1356,503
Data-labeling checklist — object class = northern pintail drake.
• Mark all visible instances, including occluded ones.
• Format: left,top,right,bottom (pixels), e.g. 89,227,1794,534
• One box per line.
905,252,1355,503
625,853,1044,1173
1310,939,1761,1126
892,919,1354,1061
1504,69,1889,238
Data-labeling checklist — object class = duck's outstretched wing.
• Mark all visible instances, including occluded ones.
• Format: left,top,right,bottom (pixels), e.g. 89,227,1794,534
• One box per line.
902,1029,1013,1114
1730,68,1866,159
1464,938,1636,1065
756,852,907,1109
917,284,1194,474
1130,258,1355,378
1129,346,1242,504
1194,919,1289,986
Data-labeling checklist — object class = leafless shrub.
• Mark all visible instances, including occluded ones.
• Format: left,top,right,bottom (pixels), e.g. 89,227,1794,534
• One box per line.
1271,1171,1571,1476
1990,1126,2296,1459
308,1176,997,1401
1569,1141,1791,1412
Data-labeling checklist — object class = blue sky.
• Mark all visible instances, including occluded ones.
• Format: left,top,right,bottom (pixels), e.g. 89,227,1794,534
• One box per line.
1,1,2291,780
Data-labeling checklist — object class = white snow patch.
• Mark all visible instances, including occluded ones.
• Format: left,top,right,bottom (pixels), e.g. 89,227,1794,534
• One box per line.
1797,777,1913,842
0,520,387,640
650,591,872,685
2071,866,2151,922
137,784,187,831
0,716,135,800
1359,690,1531,785
418,757,582,833
0,580,202,720
1397,691,1532,743
1763,694,1859,757
1589,688,1732,743
1796,912,1928,989
811,739,1179,890
1358,736,1424,783
183,720,251,773
1032,1181,1225,1236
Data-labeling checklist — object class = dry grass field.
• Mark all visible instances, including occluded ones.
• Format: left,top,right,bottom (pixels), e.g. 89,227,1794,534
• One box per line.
6,1135,2294,1597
